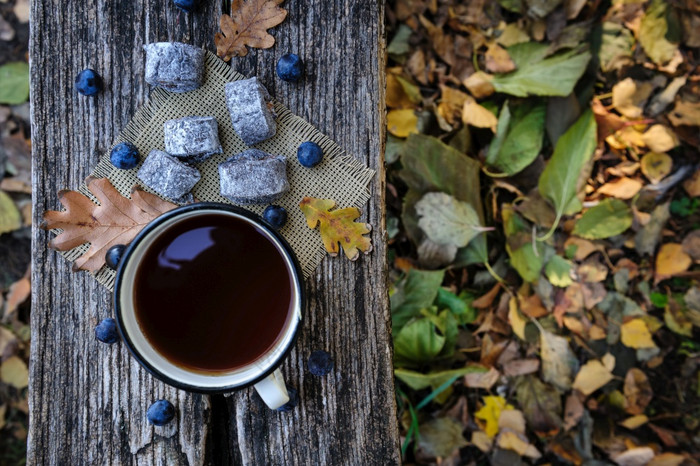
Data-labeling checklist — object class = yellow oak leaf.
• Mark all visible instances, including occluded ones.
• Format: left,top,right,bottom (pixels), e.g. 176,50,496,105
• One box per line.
214,0,288,61
655,243,692,284
299,197,372,261
475,395,514,438
621,319,657,349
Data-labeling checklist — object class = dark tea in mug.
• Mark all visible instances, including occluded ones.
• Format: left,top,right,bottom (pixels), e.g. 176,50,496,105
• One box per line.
132,213,294,373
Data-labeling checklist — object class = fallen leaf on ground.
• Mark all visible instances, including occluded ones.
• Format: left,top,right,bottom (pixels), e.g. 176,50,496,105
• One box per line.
464,366,500,389
417,418,468,458
387,109,418,137
619,414,649,429
648,453,686,466
612,78,653,119
624,368,652,415
496,431,541,458
612,447,655,466
572,358,615,396
0,190,21,235
437,85,468,126
640,152,673,184
42,178,178,272
597,177,643,199
463,71,495,98
514,375,562,435
668,100,700,127
508,297,528,340
299,197,372,261
592,98,625,140
641,125,678,153
485,43,516,73
572,199,632,239
462,95,498,129
655,243,692,283
4,277,30,318
214,0,288,60
0,356,28,389
415,192,489,249
563,393,584,431
472,283,501,309
682,231,700,262
503,358,540,376
475,395,514,438
683,169,700,197
540,328,577,391
621,318,657,349
565,236,603,260
639,0,679,65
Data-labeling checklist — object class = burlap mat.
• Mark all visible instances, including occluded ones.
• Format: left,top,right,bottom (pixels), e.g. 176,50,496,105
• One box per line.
59,51,374,289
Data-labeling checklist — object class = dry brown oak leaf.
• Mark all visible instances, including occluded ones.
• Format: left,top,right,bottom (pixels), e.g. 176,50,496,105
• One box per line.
215,0,287,61
299,197,372,261
41,177,177,272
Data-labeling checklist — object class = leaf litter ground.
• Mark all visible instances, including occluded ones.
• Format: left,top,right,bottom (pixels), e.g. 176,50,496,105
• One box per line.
386,0,700,464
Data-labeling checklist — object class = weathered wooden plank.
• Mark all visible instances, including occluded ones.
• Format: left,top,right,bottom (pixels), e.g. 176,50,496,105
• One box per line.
28,1,219,464
29,0,398,464
220,1,399,464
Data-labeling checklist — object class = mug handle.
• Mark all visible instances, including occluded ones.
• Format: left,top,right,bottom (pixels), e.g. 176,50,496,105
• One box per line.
254,368,289,409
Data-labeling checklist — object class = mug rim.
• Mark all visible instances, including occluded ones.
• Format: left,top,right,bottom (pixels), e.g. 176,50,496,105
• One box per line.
113,202,305,394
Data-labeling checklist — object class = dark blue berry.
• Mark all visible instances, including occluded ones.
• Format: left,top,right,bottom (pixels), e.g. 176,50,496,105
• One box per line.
276,385,299,412
105,244,126,270
75,69,102,96
276,54,304,82
297,141,323,168
95,318,120,344
147,399,176,426
110,142,140,170
263,205,288,230
307,350,334,376
173,0,196,12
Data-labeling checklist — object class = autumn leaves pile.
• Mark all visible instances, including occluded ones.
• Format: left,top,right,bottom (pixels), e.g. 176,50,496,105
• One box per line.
387,0,700,463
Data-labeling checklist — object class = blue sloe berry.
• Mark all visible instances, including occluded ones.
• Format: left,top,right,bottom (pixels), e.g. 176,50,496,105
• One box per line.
147,399,176,426
297,141,323,168
105,244,126,270
110,142,140,170
276,385,299,412
263,205,288,230
173,0,196,12
95,318,120,344
75,69,102,96
276,54,304,82
307,350,334,376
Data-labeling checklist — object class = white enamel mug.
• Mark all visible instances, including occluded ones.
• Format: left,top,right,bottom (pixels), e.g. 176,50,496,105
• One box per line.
113,203,304,409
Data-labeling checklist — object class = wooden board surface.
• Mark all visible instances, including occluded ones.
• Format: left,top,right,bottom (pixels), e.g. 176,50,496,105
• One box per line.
28,1,399,464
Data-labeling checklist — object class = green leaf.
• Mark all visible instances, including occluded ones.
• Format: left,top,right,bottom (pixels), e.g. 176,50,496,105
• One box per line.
639,0,679,65
385,134,404,164
572,198,633,239
492,43,591,97
538,109,597,238
599,22,635,72
495,0,523,13
415,192,487,249
503,205,545,282
436,288,477,324
0,62,29,105
391,269,445,331
394,318,445,364
0,191,21,235
485,100,546,176
545,255,573,287
395,366,487,391
387,24,412,56
399,134,487,264
421,308,459,359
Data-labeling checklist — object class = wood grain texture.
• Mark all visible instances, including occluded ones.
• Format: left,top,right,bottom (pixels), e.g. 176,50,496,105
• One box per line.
29,0,397,464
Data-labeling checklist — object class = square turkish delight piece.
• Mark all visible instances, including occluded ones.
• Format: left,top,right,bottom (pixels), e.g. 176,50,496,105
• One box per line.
144,42,204,93
164,116,223,163
218,149,289,204
137,149,201,201
225,77,276,145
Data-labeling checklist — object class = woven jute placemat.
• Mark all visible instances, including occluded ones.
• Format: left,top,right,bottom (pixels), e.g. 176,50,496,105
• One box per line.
59,51,374,289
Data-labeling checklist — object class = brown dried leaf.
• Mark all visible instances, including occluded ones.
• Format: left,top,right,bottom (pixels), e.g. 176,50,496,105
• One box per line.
299,197,372,261
641,125,679,153
4,277,29,320
612,78,653,119
485,43,516,73
214,0,288,61
597,177,643,199
462,95,498,130
683,169,700,197
655,243,692,284
41,178,178,272
668,99,700,127
640,152,673,184
624,368,653,415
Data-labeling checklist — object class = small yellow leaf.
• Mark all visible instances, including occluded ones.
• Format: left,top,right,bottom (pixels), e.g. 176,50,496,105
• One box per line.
602,353,616,372
497,431,541,459
498,409,526,434
299,197,372,261
385,71,413,109
462,95,498,130
0,355,28,389
612,78,653,119
619,414,649,429
387,109,418,138
572,359,614,396
621,319,657,349
471,431,493,453
597,177,643,199
463,71,495,99
655,243,692,283
437,85,469,126
642,125,679,153
508,297,528,340
475,396,514,438
640,152,673,184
